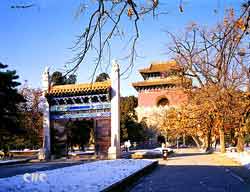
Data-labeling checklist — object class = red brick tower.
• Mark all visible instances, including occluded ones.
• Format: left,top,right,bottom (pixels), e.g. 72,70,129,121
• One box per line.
132,60,191,121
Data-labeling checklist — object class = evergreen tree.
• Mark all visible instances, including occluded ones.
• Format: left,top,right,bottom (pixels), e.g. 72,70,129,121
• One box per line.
66,74,77,84
95,73,110,82
120,96,148,142
51,71,77,85
51,71,65,85
0,63,25,150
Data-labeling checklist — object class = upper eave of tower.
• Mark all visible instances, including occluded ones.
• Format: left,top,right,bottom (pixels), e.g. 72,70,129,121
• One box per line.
132,77,192,89
139,60,182,74
46,81,111,97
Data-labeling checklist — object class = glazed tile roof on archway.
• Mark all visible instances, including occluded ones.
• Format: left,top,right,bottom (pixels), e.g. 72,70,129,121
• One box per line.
139,60,182,74
47,81,111,96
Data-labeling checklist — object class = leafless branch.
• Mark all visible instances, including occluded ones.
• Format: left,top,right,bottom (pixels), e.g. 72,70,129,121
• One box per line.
11,4,35,9
65,0,164,79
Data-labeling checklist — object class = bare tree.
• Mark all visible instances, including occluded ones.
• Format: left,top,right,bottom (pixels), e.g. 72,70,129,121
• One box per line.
68,0,167,79
169,6,250,88
168,4,250,153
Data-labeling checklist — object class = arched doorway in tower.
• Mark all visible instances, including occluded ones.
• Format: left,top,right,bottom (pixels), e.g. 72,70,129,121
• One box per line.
157,97,169,107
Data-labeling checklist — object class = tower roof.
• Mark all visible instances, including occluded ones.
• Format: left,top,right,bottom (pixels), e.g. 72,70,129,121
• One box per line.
139,60,182,74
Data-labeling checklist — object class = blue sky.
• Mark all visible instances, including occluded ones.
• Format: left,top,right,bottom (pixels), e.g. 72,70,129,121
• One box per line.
0,0,242,96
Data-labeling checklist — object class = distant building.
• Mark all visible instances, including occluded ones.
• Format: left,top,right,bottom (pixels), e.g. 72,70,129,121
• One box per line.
132,60,191,124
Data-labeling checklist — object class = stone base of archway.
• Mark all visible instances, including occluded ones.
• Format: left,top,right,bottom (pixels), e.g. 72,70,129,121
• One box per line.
108,146,120,159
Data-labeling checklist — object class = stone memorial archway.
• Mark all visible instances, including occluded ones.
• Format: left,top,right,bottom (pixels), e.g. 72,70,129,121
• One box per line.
42,61,120,159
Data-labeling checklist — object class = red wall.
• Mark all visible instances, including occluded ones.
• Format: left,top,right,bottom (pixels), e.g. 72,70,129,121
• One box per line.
138,88,188,107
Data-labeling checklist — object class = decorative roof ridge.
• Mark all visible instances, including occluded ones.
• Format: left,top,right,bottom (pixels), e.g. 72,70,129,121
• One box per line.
47,80,111,95
50,80,111,90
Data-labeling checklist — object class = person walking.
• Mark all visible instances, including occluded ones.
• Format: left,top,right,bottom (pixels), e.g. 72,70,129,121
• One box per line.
127,140,131,151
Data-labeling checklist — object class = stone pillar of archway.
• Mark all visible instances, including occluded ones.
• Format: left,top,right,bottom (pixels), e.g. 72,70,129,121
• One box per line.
42,67,51,159
108,60,121,159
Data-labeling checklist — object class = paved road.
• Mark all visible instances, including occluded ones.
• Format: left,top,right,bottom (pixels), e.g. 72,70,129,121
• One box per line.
0,160,91,178
130,149,250,192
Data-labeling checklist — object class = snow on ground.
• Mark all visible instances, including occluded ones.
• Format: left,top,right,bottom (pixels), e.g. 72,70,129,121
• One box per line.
68,150,95,156
0,159,156,192
131,147,173,154
10,149,40,152
0,159,29,165
226,151,250,170
245,147,250,151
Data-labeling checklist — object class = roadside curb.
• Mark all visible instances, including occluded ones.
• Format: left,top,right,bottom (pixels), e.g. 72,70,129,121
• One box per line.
0,158,31,166
102,160,158,192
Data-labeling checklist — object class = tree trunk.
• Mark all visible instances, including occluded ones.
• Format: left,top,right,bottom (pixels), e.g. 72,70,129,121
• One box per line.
203,136,208,150
219,128,226,153
237,130,245,152
89,128,95,145
206,128,212,151
183,133,186,146
192,136,201,148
